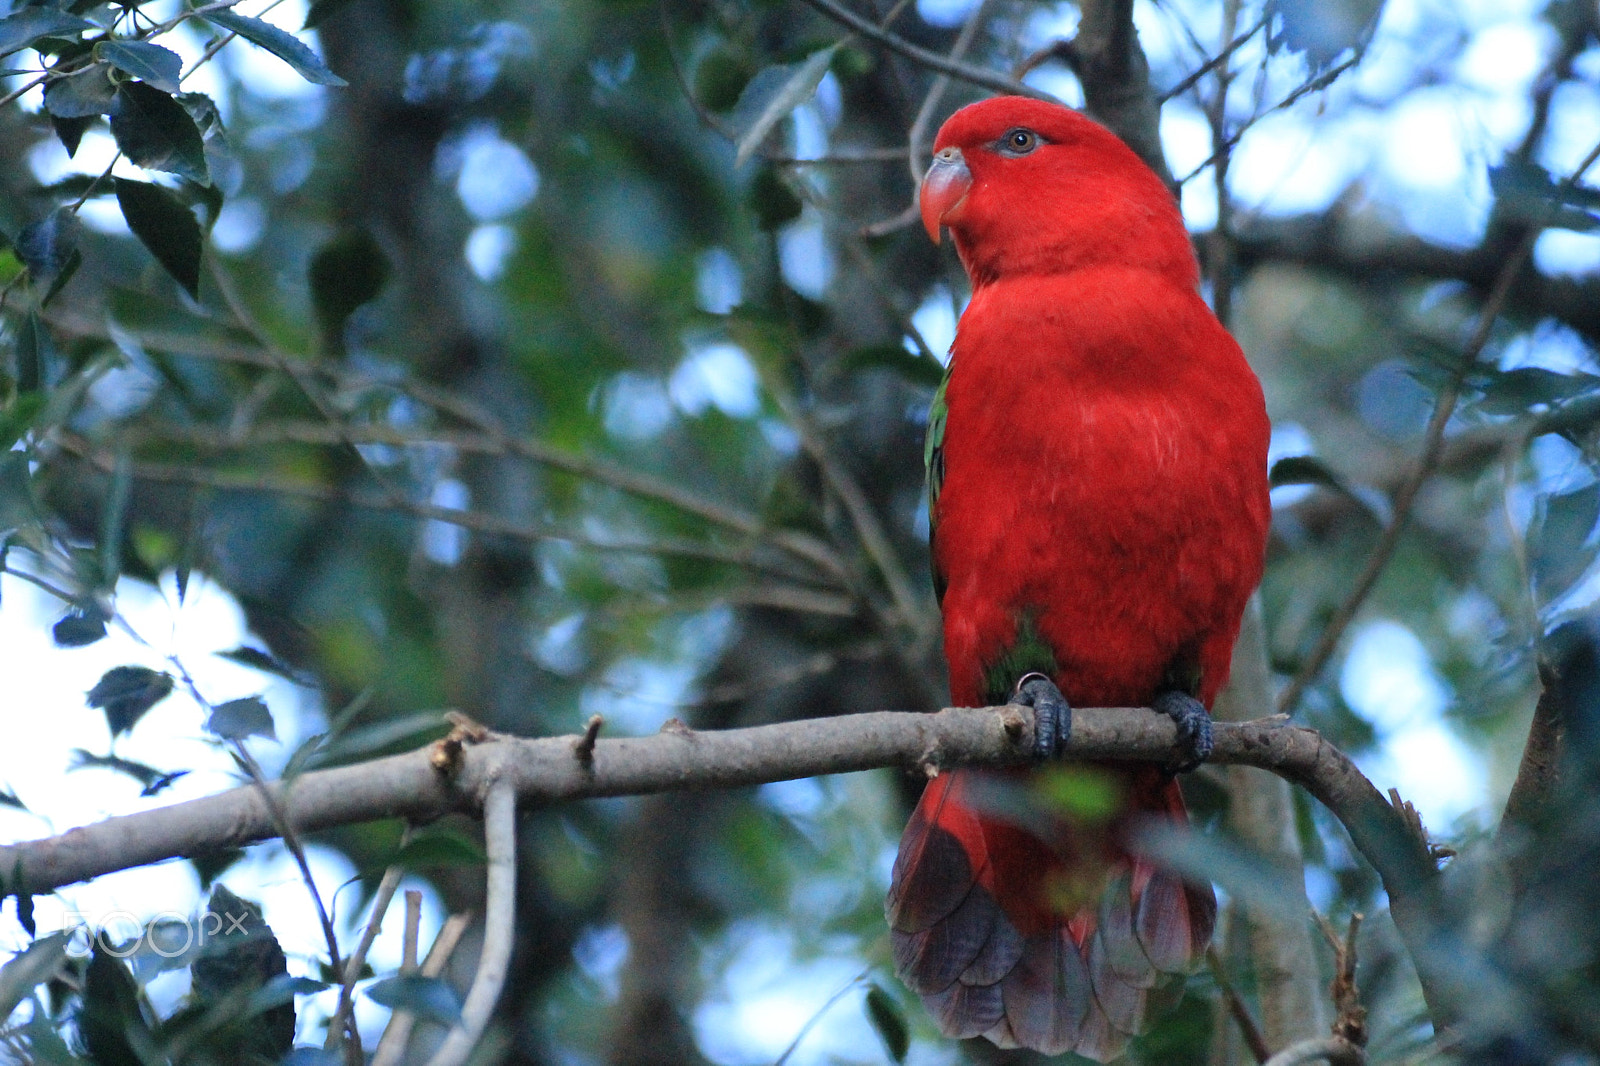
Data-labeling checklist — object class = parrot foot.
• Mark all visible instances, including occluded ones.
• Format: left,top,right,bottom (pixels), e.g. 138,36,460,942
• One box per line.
1010,672,1071,758
1152,691,1212,774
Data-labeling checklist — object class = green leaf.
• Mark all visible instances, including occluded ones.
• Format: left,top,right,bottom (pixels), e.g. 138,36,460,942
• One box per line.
191,885,295,1063
68,748,178,791
864,984,909,1063
1266,0,1384,68
50,112,95,156
204,9,346,86
217,644,305,682
1530,482,1600,602
1474,367,1600,415
97,40,182,93
85,665,175,737
0,932,70,1026
206,696,277,741
366,974,462,1026
303,0,359,28
80,946,149,1066
15,208,82,281
15,310,50,394
384,828,487,871
114,177,202,298
0,452,40,537
838,343,945,389
43,62,116,118
0,788,25,811
53,608,108,647
109,82,209,183
0,9,96,60
1490,159,1600,232
309,228,390,351
747,166,801,231
282,732,326,780
100,450,131,589
730,44,839,168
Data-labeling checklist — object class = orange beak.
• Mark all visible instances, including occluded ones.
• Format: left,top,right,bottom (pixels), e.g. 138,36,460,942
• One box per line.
919,147,972,243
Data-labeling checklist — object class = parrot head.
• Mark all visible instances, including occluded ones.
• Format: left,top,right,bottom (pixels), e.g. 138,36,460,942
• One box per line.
918,97,1194,287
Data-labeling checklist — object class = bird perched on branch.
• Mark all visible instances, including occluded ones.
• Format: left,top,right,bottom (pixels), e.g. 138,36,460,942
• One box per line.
887,97,1271,1060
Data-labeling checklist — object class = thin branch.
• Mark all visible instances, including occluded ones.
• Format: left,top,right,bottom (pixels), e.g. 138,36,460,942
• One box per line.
53,434,829,582
796,0,1051,102
1261,1038,1365,1066
1207,945,1272,1064
326,847,409,1056
1274,227,1534,715
372,911,474,1066
1156,13,1270,103
424,778,517,1066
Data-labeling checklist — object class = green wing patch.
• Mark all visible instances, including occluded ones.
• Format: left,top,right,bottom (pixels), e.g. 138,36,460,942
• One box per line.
924,366,950,604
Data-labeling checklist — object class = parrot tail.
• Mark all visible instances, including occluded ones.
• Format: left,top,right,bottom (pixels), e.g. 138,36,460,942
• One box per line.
886,766,1215,1061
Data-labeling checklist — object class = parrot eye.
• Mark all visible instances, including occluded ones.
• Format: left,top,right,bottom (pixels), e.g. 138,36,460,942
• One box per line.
997,128,1039,156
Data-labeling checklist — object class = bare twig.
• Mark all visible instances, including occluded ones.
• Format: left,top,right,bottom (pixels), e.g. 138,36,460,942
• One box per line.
372,910,474,1066
326,845,410,1056
402,890,422,972
796,0,1051,101
424,778,517,1066
1207,945,1272,1064
1261,1037,1365,1066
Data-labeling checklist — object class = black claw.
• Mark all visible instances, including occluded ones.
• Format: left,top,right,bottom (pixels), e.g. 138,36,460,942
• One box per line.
1152,690,1213,774
1009,672,1072,758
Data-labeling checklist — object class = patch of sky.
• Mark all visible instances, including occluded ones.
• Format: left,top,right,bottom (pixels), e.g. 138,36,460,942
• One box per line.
1534,230,1600,278
1357,359,1436,440
670,341,761,418
580,660,698,735
907,284,960,363
534,613,587,675
760,777,827,820
1529,81,1598,177
212,197,268,256
1341,619,1485,829
695,247,743,314
760,418,801,455
779,208,835,299
916,0,981,30
1267,422,1315,506
600,372,673,440
1230,111,1373,216
572,924,628,1000
588,50,636,93
1498,320,1595,375
1373,89,1492,249
466,223,518,281
404,21,535,104
422,477,469,565
695,921,884,1066
0,568,444,1041
439,123,540,222
815,71,843,129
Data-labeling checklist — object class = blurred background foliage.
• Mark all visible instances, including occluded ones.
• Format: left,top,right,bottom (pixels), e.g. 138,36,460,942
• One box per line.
1,0,1599,1061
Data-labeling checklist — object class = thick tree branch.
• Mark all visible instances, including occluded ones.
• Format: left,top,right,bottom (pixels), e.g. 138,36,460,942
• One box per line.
0,707,1431,909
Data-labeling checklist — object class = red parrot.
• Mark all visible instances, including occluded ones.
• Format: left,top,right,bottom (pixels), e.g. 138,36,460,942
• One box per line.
886,97,1271,1059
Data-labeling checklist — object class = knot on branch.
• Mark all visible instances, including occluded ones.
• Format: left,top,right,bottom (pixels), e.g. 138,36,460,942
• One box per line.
430,711,492,776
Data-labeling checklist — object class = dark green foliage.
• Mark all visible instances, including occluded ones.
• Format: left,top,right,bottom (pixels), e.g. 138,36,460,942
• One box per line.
85,666,175,737
97,41,183,94
0,9,95,59
365,974,461,1025
79,946,151,1066
52,607,108,646
205,696,277,741
202,10,346,86
113,178,202,298
185,885,296,1065
109,84,210,185
308,229,390,352
864,983,909,1063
